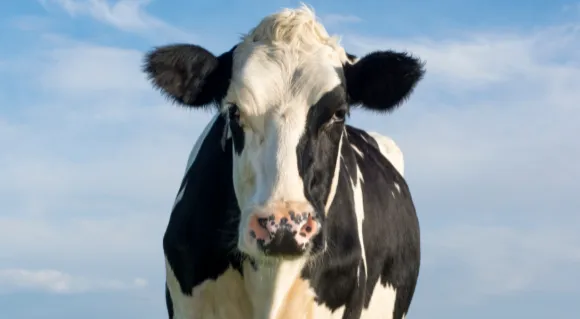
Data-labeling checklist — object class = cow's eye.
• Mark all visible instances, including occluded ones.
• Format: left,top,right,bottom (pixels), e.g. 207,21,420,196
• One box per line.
332,109,347,123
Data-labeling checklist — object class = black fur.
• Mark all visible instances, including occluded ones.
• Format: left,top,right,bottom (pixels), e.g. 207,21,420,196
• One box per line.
344,51,425,112
142,44,235,108
296,85,349,256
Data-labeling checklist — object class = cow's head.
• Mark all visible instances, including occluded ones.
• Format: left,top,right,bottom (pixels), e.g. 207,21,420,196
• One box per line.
143,6,424,261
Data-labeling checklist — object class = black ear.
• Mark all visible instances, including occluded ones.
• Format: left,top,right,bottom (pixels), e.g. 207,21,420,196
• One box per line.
344,50,425,112
142,44,234,107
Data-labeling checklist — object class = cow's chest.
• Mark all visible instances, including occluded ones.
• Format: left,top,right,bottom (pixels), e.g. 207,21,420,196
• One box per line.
166,259,357,319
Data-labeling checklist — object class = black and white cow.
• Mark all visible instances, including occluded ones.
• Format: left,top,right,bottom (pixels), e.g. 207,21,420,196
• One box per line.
143,5,424,319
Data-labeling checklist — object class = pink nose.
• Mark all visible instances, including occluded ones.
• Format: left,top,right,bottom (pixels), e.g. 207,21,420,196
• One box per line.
247,201,319,256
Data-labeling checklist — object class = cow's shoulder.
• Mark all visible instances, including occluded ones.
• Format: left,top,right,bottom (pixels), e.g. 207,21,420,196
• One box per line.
340,125,420,319
164,114,242,294
365,131,404,177
344,126,404,177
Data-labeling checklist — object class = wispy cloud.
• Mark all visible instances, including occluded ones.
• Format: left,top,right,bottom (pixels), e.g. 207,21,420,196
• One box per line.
344,22,580,202
0,269,147,294
0,36,212,287
320,13,362,26
8,15,54,31
38,0,194,41
346,24,580,89
40,43,150,94
423,224,580,303
562,2,580,14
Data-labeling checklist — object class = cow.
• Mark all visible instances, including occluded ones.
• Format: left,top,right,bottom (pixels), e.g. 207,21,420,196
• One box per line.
142,5,424,319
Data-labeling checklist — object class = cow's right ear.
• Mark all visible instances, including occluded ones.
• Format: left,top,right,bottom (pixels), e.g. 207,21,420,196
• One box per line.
143,44,234,108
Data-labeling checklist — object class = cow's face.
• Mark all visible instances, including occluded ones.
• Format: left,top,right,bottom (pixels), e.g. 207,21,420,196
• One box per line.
143,7,424,261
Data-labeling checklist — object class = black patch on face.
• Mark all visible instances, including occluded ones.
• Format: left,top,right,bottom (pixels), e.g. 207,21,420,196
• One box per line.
297,85,348,207
296,85,349,255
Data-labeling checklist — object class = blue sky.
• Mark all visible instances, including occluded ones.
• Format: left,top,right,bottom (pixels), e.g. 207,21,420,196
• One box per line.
1,0,579,318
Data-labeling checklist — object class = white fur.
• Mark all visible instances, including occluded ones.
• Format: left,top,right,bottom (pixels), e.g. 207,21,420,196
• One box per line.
221,5,346,257
367,132,405,177
362,281,398,318
244,258,310,319
165,257,252,319
351,144,364,158
310,283,399,319
350,164,368,280
324,133,343,214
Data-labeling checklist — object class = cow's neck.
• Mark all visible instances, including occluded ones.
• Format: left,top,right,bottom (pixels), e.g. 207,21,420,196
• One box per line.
242,257,314,319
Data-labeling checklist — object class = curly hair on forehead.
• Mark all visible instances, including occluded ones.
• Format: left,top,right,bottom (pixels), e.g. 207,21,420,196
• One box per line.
240,3,348,60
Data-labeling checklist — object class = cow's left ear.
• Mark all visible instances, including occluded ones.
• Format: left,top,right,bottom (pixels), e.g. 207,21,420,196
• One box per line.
344,51,425,112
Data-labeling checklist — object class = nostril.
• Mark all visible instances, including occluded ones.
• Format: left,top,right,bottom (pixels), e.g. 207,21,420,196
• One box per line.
248,215,272,244
299,213,317,237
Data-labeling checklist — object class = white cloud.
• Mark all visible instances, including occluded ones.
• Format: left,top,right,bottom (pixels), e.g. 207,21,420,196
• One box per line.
40,43,149,94
422,223,580,304
38,0,195,42
320,13,362,26
562,2,580,14
0,39,213,286
9,15,54,31
344,22,580,206
0,269,147,294
345,24,580,89
0,38,201,203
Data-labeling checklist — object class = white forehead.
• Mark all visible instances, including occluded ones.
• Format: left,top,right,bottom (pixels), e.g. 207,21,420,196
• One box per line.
222,5,349,117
